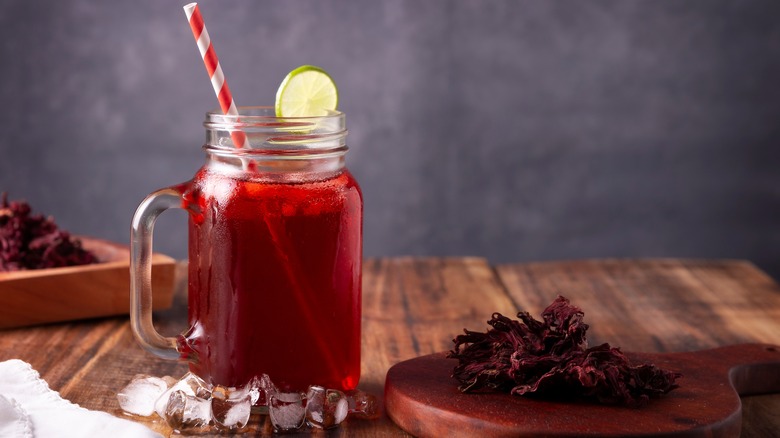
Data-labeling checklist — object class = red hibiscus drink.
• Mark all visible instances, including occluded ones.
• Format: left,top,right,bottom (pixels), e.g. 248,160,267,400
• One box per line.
131,107,362,392
185,155,362,390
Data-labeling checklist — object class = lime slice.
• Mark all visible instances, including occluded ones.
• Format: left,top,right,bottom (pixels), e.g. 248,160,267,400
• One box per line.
275,65,338,117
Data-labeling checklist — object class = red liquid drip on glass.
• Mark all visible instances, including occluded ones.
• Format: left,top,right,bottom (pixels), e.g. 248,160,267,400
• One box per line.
183,168,362,391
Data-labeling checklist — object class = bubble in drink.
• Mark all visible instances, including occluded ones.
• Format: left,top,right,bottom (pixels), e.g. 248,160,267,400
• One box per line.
268,391,306,432
305,386,349,429
162,389,212,430
117,374,170,417
346,389,379,419
211,385,252,431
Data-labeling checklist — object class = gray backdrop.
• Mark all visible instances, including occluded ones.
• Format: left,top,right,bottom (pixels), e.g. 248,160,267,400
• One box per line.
2,1,779,279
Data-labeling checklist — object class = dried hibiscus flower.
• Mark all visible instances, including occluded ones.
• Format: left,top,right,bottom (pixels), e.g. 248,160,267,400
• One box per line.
0,193,98,272
448,296,681,407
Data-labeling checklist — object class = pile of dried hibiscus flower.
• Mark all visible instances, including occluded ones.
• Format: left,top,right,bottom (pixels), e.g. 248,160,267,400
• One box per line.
0,193,97,272
448,296,681,407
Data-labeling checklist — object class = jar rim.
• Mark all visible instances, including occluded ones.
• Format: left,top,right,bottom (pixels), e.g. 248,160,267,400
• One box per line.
204,106,344,127
203,106,347,153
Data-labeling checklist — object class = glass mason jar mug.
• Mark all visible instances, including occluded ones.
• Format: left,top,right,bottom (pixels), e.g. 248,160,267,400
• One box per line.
130,107,362,392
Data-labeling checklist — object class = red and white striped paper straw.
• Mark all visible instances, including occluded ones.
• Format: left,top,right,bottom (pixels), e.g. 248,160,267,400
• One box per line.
181,3,342,378
183,2,248,149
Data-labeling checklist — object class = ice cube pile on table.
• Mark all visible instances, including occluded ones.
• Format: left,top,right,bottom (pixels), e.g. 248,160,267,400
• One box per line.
117,373,378,433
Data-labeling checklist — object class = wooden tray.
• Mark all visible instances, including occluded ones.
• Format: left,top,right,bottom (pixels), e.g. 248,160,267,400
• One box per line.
0,237,175,329
385,344,780,437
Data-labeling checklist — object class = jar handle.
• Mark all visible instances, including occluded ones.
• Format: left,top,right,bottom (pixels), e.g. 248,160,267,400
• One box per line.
130,187,185,360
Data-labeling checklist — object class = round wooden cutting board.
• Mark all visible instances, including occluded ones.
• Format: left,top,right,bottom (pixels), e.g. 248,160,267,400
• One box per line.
384,344,780,437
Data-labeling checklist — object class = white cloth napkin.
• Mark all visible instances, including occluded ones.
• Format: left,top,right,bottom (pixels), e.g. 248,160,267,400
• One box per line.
0,359,161,438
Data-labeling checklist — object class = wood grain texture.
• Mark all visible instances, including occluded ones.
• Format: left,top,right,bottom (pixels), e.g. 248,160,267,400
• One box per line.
0,237,175,329
361,258,516,390
0,262,189,436
494,259,780,351
495,258,780,438
0,257,508,436
0,258,778,437
385,345,780,437
354,257,517,436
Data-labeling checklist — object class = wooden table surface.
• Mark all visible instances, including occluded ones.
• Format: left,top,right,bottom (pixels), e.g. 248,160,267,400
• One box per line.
1,257,779,437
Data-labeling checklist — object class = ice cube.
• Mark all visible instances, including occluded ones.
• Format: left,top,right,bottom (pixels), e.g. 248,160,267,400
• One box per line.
211,385,252,431
253,374,278,406
231,374,277,408
175,372,212,399
346,389,379,419
117,374,169,417
305,386,349,429
268,391,305,432
154,372,213,418
154,388,172,419
161,389,212,430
